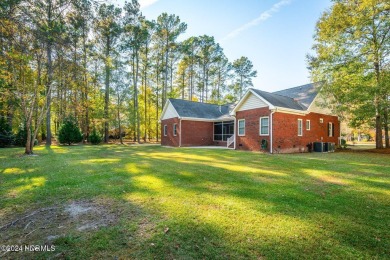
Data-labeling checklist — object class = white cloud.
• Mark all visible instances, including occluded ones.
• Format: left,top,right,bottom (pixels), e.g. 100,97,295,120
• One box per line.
139,0,159,9
220,0,291,43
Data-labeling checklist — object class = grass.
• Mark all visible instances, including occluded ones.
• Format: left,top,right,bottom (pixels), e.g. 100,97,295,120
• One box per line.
0,145,389,259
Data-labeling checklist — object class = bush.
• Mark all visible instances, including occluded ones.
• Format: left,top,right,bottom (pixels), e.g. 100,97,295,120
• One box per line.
0,117,14,147
340,139,347,149
14,123,28,147
88,128,102,145
58,116,83,145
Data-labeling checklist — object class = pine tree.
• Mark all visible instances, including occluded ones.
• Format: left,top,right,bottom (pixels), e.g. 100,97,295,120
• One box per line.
88,127,102,145
58,116,83,145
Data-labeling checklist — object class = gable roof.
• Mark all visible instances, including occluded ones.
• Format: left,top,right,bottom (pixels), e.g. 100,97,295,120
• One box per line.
168,98,232,120
272,82,320,109
250,89,307,111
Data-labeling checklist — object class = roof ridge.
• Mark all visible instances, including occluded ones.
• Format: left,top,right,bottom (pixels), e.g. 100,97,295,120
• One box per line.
272,82,322,93
251,88,299,101
250,88,307,110
169,98,230,107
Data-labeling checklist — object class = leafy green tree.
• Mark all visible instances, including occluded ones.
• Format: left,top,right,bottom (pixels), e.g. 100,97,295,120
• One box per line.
122,0,145,143
309,0,390,149
58,116,83,145
94,3,122,143
155,13,187,107
232,56,257,99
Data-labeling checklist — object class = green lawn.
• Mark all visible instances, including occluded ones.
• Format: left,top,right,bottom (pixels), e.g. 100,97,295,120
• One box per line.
0,145,389,259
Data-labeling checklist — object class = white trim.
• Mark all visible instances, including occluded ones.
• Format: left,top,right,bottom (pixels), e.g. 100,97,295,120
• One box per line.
160,100,180,121
180,117,234,122
306,119,311,131
173,123,177,136
212,121,235,142
163,125,167,136
270,110,275,153
179,119,182,147
320,118,324,123
231,89,275,115
298,119,303,136
259,116,270,136
328,122,334,137
238,119,245,136
274,106,307,115
234,117,237,150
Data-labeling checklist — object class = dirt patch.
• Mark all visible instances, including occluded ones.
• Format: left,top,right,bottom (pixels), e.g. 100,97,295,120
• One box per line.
0,199,119,257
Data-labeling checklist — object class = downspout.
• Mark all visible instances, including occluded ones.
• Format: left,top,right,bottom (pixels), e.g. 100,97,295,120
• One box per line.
234,116,237,150
179,118,182,147
270,109,276,154
339,117,341,146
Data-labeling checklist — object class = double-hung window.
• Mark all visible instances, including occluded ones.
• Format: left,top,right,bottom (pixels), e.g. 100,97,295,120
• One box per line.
259,117,269,136
173,124,177,136
163,125,167,136
328,122,334,137
306,120,311,130
298,119,303,136
238,119,245,136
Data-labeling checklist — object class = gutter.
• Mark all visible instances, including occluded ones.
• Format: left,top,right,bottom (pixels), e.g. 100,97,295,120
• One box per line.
270,109,276,154
179,119,182,147
233,115,237,150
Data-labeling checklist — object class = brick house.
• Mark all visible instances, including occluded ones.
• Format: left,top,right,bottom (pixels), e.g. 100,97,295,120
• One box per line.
160,83,340,153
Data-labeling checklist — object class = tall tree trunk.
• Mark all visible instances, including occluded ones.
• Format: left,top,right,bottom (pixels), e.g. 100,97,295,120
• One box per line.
82,23,89,142
156,60,160,142
134,50,141,143
46,41,52,146
163,38,169,107
143,75,147,142
104,37,110,143
117,94,123,144
384,107,389,148
25,119,32,154
45,0,53,146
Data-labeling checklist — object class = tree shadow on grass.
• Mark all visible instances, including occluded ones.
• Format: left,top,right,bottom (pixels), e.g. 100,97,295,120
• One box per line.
1,145,389,258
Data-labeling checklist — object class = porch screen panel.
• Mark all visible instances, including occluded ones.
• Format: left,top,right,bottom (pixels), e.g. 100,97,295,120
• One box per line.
214,121,234,141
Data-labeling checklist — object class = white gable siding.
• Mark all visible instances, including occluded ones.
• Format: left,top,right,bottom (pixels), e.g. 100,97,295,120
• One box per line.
308,95,332,115
236,93,268,112
161,102,179,120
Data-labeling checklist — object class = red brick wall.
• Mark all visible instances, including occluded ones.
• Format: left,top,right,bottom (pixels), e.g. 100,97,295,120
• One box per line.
181,120,214,146
161,117,180,146
236,107,271,151
235,108,340,153
161,118,214,147
272,112,339,153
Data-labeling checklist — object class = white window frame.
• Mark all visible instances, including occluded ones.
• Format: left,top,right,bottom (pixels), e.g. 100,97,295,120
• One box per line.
306,120,311,131
328,122,333,137
259,116,269,136
164,125,167,136
298,119,303,136
173,123,177,136
238,119,245,136
320,118,323,123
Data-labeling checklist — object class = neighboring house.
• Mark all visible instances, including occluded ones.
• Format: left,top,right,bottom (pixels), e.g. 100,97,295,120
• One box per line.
160,83,340,153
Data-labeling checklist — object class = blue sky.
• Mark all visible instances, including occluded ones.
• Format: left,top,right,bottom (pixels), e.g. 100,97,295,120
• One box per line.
111,0,332,92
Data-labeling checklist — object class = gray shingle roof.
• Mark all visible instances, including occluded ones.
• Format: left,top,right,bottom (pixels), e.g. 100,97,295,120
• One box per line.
169,99,232,119
168,83,321,120
272,82,320,109
250,89,307,111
